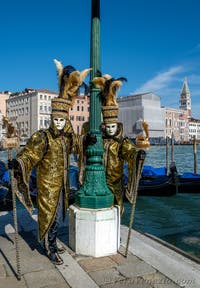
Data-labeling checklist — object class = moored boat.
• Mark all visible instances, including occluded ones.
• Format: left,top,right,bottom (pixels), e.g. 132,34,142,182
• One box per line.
177,172,200,193
124,164,176,197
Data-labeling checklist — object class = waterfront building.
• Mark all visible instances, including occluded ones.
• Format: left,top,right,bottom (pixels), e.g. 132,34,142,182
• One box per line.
6,89,57,142
0,91,10,117
0,92,10,142
165,78,200,142
6,88,89,142
69,94,90,134
117,92,165,140
0,111,6,142
188,118,200,140
165,107,189,142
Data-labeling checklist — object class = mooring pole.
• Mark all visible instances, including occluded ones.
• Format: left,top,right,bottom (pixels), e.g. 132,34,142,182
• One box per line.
171,132,174,163
193,136,197,174
166,137,169,175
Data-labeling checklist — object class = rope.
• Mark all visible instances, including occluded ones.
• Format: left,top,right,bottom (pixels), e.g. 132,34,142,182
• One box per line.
125,158,144,257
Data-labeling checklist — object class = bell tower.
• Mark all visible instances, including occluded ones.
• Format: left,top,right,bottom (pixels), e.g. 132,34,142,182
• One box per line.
179,77,191,118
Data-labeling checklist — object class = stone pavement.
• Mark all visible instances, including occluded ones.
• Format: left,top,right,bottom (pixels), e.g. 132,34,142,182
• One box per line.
0,208,200,288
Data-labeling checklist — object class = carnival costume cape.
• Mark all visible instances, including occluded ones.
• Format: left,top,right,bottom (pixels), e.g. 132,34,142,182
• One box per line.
15,119,78,241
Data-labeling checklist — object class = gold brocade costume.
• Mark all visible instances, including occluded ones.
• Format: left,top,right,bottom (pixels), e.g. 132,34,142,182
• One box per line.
15,119,78,241
102,123,138,214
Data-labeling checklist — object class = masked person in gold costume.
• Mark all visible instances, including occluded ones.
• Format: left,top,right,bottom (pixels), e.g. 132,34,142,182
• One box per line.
8,60,91,265
92,74,150,215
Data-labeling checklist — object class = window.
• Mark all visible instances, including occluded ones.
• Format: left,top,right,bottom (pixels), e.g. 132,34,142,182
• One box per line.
77,106,80,111
44,119,49,127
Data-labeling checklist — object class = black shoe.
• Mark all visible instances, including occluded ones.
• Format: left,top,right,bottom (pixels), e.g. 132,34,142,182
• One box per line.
49,252,63,265
57,247,66,254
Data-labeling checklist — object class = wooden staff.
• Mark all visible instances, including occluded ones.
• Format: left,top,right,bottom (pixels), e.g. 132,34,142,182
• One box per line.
125,156,144,257
2,118,21,280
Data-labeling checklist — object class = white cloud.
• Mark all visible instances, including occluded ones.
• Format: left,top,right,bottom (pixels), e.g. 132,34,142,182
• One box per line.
133,66,184,94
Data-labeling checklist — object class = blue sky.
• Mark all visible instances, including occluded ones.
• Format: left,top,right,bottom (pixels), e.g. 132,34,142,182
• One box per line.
1,0,200,118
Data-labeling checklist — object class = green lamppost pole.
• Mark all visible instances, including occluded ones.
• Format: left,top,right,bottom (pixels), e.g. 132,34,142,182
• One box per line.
76,0,114,208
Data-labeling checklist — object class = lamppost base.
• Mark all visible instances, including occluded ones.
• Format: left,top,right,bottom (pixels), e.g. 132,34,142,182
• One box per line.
69,204,120,257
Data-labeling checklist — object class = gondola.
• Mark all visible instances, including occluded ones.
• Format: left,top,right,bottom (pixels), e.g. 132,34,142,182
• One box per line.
124,164,177,197
138,175,176,196
177,172,200,193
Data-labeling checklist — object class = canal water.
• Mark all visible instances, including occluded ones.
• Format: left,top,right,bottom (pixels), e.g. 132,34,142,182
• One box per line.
1,145,200,258
122,145,200,259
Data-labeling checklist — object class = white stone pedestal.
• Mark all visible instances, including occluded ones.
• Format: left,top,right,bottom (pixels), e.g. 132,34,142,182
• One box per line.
69,205,120,257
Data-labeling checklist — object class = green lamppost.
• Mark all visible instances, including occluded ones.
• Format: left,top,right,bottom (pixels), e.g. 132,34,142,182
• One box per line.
76,0,114,208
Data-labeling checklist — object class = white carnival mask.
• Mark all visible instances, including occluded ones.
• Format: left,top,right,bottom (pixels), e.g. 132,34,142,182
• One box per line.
53,117,66,130
105,123,118,136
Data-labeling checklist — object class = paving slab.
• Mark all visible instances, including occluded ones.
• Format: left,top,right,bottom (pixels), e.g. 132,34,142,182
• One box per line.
88,268,125,286
0,276,27,288
78,256,117,272
142,272,183,288
0,233,54,276
0,263,7,277
117,260,156,278
56,251,99,288
23,268,70,288
100,277,154,288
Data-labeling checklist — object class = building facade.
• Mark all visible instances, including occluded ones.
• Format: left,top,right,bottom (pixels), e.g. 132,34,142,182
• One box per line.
165,107,189,142
6,89,90,142
69,95,90,134
0,91,10,116
6,89,57,142
118,92,165,139
188,118,200,140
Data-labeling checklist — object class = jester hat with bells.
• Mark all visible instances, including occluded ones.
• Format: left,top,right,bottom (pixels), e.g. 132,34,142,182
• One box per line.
92,73,127,124
53,59,91,118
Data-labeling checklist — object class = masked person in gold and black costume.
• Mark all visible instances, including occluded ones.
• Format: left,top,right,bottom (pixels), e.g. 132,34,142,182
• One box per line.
8,60,91,265
91,74,150,216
